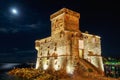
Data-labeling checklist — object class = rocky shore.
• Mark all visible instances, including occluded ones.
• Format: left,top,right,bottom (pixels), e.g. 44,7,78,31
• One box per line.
8,68,118,80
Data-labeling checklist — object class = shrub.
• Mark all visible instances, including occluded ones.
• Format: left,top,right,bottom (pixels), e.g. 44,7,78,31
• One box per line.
88,68,93,72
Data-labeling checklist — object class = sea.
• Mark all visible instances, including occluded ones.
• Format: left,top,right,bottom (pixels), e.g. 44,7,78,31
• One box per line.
0,63,35,80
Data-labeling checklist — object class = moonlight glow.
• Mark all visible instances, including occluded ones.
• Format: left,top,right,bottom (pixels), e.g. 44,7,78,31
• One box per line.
11,8,18,14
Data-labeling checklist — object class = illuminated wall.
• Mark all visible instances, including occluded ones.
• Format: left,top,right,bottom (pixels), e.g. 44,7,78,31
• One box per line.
35,8,104,74
80,33,104,71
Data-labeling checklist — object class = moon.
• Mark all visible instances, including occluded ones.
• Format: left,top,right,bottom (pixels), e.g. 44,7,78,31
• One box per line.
11,8,18,15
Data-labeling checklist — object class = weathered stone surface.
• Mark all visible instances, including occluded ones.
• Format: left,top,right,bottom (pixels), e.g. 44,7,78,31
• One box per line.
35,8,104,74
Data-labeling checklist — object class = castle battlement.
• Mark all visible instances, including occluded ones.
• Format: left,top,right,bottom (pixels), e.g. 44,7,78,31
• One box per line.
50,8,80,20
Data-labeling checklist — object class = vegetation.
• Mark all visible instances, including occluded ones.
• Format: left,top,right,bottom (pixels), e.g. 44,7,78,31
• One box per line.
8,68,69,80
8,68,117,80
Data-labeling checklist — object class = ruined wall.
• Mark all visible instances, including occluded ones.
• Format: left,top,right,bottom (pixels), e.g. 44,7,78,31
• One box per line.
81,33,104,71
82,33,101,58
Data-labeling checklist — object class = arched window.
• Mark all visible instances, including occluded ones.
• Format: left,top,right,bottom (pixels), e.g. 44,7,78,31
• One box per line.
55,56,58,59
54,47,57,51
80,34,83,40
40,52,42,56
47,50,50,56
71,34,74,38
55,42,57,46
47,56,49,60
48,46,50,48
60,31,65,38
52,53,58,59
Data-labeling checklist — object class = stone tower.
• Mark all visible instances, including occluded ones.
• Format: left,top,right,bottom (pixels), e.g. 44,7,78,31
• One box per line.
35,8,104,74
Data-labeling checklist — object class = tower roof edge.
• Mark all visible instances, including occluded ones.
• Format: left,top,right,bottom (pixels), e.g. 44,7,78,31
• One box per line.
50,8,80,19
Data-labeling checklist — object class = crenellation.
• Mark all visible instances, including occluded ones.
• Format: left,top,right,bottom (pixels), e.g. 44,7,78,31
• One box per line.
50,8,80,20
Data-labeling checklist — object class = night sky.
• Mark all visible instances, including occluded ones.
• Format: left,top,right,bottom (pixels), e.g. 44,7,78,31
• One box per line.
0,0,118,63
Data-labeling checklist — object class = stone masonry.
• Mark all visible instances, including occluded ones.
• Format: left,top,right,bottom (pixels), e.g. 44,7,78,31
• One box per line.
35,8,104,74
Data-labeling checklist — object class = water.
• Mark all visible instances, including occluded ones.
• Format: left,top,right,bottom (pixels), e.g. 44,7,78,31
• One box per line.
0,63,35,80
0,73,13,80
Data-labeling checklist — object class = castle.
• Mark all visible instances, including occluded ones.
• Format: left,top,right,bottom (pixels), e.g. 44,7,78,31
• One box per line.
35,8,104,74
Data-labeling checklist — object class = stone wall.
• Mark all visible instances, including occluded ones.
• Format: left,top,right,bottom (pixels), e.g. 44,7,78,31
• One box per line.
81,33,104,71
35,8,104,74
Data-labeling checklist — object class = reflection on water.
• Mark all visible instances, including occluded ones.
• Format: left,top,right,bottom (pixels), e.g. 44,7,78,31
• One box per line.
0,63,35,80
1,63,19,69
0,72,13,80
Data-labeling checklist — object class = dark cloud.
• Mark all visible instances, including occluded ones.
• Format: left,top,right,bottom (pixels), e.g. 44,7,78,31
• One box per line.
0,21,44,34
16,49,36,54
0,27,19,33
0,28,8,33
0,49,36,63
